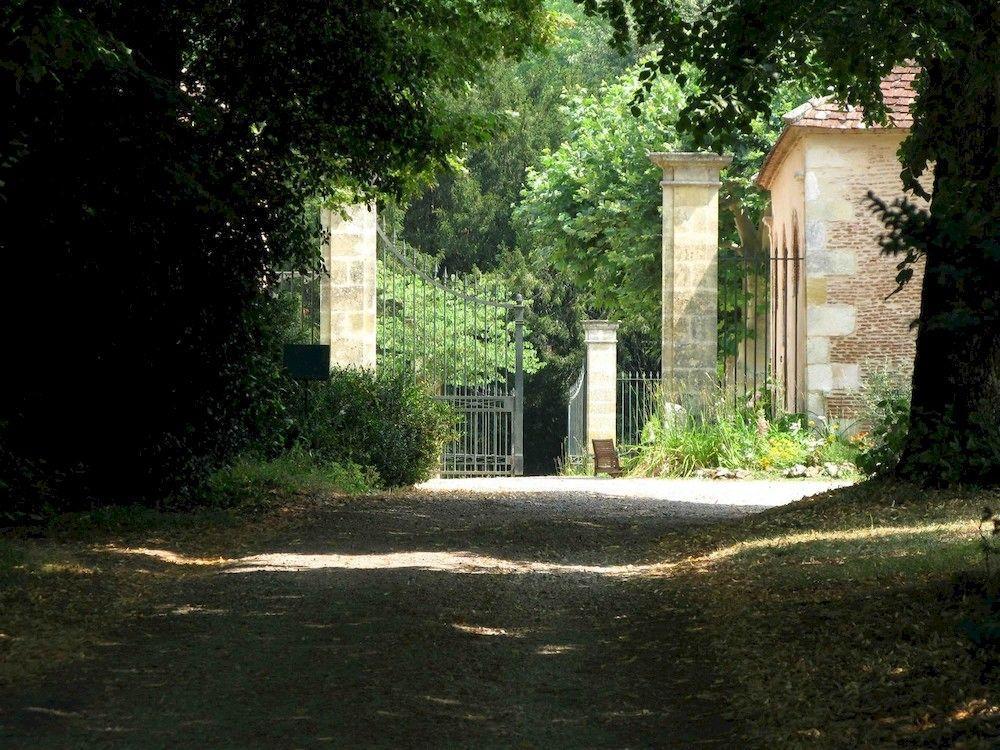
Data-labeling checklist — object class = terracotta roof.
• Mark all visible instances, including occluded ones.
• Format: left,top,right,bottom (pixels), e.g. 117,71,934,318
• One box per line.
756,65,919,188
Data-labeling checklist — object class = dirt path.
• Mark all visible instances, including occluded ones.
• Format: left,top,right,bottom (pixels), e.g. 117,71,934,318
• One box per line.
0,479,837,748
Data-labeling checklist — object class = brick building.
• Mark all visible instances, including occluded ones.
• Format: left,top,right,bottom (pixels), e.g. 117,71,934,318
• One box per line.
756,66,929,420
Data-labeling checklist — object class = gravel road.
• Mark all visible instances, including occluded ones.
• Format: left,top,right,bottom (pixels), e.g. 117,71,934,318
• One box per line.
1,478,840,749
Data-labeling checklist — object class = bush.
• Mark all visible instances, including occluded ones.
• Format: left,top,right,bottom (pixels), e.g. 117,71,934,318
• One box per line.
855,363,912,476
294,368,456,488
629,391,766,475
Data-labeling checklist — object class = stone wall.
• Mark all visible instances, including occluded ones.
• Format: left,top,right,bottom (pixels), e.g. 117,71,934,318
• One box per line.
802,131,925,419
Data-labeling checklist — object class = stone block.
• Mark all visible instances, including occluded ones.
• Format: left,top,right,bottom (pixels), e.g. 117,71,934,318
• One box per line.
806,391,826,418
826,250,856,276
805,218,827,253
806,277,827,305
808,304,855,336
831,363,861,390
328,286,365,312
807,363,833,393
806,336,830,364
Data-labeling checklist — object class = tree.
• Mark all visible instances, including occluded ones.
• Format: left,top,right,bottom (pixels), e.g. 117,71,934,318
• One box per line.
398,0,635,473
1,1,550,508
585,0,1000,484
515,62,687,333
402,0,634,273
514,61,811,354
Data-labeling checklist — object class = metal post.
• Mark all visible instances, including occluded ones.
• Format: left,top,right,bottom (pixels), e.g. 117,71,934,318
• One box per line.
512,295,525,476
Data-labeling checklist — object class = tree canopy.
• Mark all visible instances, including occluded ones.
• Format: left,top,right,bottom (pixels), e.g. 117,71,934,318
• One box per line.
1,0,551,506
515,61,811,337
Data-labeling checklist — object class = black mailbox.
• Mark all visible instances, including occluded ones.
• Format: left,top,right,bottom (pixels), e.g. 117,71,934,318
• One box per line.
282,344,330,380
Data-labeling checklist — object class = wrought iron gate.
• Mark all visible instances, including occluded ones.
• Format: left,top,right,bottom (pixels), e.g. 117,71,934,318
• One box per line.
565,364,586,459
617,370,660,447
719,240,804,415
375,222,524,476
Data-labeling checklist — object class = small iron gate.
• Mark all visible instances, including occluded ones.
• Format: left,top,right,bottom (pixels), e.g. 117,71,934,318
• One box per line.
565,364,586,459
375,222,524,476
617,370,660,447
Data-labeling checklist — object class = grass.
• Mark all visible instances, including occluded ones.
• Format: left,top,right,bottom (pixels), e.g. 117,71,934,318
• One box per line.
656,480,1000,748
203,450,376,510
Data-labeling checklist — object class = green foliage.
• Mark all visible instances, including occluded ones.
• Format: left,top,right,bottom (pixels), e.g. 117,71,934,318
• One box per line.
398,0,629,471
376,250,542,383
0,541,25,574
204,451,376,511
493,248,587,473
855,364,913,477
516,59,687,332
295,368,458,488
516,59,815,334
628,388,857,477
402,0,634,273
1,0,550,509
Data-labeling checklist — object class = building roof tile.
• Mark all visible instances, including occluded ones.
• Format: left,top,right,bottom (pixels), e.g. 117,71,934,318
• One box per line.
756,65,919,188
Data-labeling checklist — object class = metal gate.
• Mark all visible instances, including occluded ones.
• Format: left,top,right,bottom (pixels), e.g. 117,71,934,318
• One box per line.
375,222,524,476
617,370,660,446
565,364,586,459
719,239,805,415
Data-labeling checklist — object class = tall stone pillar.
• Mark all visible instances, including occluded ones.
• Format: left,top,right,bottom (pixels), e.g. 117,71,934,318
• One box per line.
649,152,732,407
320,204,377,371
583,320,619,450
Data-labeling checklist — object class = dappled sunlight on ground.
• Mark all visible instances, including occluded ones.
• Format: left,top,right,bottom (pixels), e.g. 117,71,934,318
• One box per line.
451,623,525,637
106,519,975,581
701,520,976,564
108,546,673,577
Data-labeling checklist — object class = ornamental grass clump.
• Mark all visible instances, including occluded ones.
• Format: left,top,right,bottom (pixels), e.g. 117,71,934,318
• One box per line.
628,386,766,476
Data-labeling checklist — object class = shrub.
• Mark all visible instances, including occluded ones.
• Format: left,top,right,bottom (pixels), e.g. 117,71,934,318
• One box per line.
761,433,808,470
295,368,457,488
855,363,912,476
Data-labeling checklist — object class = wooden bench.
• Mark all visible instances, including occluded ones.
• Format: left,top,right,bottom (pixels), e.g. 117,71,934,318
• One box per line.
592,439,623,477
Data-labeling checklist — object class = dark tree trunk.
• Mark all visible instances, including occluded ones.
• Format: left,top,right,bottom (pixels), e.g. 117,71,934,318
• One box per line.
896,45,1000,484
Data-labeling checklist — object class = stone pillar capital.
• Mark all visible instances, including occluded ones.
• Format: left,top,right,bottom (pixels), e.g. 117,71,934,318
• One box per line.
649,152,733,186
582,319,619,344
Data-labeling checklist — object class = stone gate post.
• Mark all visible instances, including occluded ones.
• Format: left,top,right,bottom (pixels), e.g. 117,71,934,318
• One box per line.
583,320,619,451
649,152,732,407
320,204,377,371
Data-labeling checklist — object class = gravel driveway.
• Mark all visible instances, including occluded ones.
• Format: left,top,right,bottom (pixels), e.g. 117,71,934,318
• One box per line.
1,478,840,749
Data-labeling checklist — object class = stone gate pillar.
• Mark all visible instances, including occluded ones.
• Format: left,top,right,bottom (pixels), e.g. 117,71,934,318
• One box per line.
583,320,619,451
649,152,732,407
320,204,377,371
